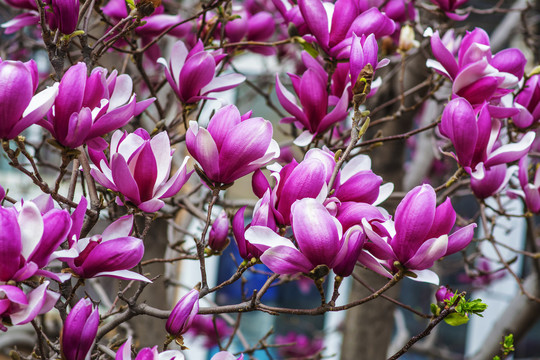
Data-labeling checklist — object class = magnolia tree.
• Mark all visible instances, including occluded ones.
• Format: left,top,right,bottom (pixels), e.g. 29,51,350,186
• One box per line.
0,0,539,358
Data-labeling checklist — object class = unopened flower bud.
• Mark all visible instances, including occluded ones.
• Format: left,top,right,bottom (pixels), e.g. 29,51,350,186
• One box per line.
61,298,100,360
166,289,199,336
208,210,230,252
399,25,419,52
435,286,454,303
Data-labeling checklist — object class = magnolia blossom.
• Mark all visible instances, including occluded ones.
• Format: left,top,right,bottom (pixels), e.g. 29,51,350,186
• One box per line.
166,289,199,337
359,184,476,284
61,298,100,360
186,315,232,348
435,286,455,303
276,52,350,146
246,198,365,276
0,199,72,283
514,74,540,128
186,105,279,185
116,337,185,360
470,164,517,199
90,129,192,212
208,210,230,252
0,282,60,331
428,28,526,116
59,213,149,282
0,59,58,139
430,0,469,20
223,9,276,55
516,156,540,213
40,62,154,149
49,0,79,34
275,332,324,359
296,0,395,56
158,40,245,104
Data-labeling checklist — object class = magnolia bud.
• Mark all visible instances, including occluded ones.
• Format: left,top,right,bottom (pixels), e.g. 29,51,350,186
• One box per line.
166,289,199,336
61,298,100,360
208,210,230,252
398,25,419,52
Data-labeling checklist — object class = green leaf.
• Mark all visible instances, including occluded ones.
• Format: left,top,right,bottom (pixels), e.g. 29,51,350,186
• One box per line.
444,313,469,326
430,303,440,316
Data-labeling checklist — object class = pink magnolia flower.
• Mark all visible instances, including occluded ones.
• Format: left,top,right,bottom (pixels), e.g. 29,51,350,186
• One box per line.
0,199,72,283
61,298,100,360
59,214,149,282
428,28,526,116
0,59,58,139
223,10,276,55
470,164,517,199
440,98,534,179
158,40,246,104
186,105,280,185
90,129,192,212
276,52,350,146
359,184,476,284
0,282,60,332
166,289,199,336
275,332,324,359
49,0,79,34
296,0,395,56
187,315,232,349
430,0,469,20
516,155,540,213
514,74,540,128
435,286,454,303
208,210,230,252
40,62,154,149
246,198,365,276
116,337,185,360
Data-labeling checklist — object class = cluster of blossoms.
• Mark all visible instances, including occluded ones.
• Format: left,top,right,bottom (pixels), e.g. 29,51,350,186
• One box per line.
2,0,539,356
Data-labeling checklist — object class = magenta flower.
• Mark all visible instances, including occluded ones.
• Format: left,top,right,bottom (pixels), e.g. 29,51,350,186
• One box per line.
49,0,79,34
429,28,526,115
440,98,535,179
0,59,58,140
276,52,350,146
297,0,395,56
0,282,60,331
166,289,199,337
59,215,149,282
430,0,469,20
516,155,540,213
359,185,476,284
470,164,516,199
90,129,192,212
116,337,185,360
435,286,454,303
186,105,279,185
275,332,323,359
246,198,365,276
186,315,231,349
224,10,276,55
40,62,154,149
208,210,230,252
61,298,100,360
158,40,245,104
0,200,72,283
514,74,540,128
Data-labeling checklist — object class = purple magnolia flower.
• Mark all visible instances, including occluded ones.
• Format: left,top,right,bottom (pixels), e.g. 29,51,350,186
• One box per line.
186,105,279,185
245,198,365,276
435,286,454,303
0,59,58,140
0,282,60,331
49,0,79,34
90,129,192,212
166,289,199,337
61,298,100,360
440,98,535,179
516,155,540,213
0,200,72,283
359,184,476,284
514,74,540,128
428,28,526,116
276,52,350,146
158,40,245,104
470,164,516,199
116,337,185,360
59,214,149,282
40,62,154,149
223,10,276,55
208,210,230,252
296,0,395,56
430,0,469,20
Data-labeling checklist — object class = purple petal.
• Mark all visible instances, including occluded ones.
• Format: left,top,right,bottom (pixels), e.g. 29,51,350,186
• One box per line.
430,31,458,79
446,223,476,255
0,61,33,137
298,0,329,49
206,105,241,150
0,208,22,281
404,235,448,270
54,63,87,141
260,245,313,274
185,122,220,183
28,209,71,268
